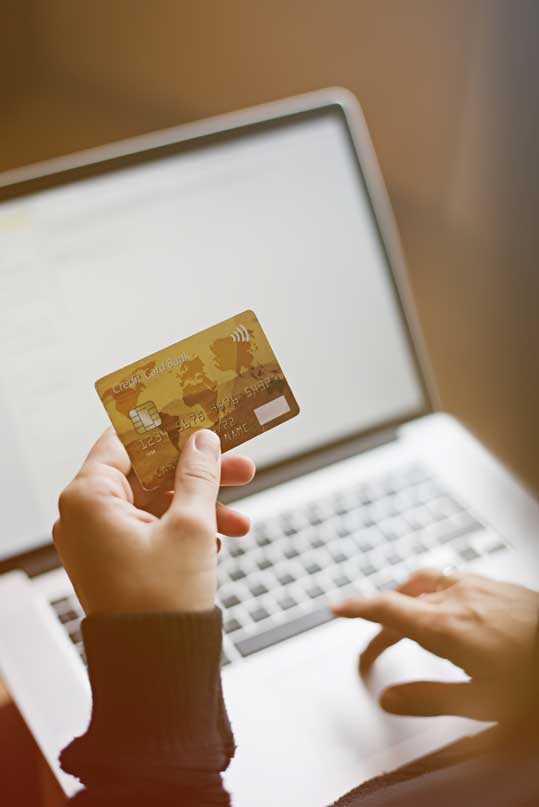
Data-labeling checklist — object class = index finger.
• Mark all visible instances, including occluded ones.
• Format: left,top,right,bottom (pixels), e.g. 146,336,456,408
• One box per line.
357,570,454,675
82,428,131,476
332,591,433,643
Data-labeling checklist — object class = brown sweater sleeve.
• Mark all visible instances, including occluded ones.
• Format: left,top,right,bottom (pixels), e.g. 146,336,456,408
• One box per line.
60,606,539,807
60,608,234,806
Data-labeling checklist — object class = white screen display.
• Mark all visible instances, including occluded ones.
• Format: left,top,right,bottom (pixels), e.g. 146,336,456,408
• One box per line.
0,111,424,558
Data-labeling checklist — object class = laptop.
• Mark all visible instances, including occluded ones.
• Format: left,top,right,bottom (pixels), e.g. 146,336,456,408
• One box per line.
0,88,537,807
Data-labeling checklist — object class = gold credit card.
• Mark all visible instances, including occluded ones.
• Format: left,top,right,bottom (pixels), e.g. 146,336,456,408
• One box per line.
95,310,300,490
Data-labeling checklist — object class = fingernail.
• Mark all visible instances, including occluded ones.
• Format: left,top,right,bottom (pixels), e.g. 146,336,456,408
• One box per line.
194,429,220,458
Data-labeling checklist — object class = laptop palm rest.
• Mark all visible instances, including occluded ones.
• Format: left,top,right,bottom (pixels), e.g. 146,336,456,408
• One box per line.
223,617,485,807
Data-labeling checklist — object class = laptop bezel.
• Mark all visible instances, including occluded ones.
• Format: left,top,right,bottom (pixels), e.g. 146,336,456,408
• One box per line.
0,88,438,577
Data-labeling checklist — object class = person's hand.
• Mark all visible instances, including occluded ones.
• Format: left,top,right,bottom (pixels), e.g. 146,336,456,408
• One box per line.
53,428,255,614
332,569,539,721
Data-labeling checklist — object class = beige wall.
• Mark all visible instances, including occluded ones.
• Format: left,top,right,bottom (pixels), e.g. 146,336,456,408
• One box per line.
1,2,39,110
8,1,481,209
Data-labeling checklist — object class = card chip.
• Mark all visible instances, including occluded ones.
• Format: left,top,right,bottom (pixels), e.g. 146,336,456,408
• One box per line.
254,395,291,426
128,402,162,433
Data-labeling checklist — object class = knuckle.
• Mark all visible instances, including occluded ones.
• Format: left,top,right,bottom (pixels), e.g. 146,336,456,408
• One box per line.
452,579,473,602
375,592,397,617
51,519,62,545
414,567,438,581
167,506,207,536
425,609,456,638
382,591,399,607
57,487,75,519
182,462,218,486
453,578,472,599
58,480,97,519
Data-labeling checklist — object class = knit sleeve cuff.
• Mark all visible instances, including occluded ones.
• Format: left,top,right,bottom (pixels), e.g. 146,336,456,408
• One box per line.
61,608,234,785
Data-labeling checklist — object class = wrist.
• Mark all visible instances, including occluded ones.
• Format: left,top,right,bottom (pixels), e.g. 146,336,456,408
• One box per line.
83,569,217,615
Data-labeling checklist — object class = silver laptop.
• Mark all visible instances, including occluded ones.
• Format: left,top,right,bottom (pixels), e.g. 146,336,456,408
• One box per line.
0,89,537,807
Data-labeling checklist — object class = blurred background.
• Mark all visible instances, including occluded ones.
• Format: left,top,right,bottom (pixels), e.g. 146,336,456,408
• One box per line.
2,0,538,491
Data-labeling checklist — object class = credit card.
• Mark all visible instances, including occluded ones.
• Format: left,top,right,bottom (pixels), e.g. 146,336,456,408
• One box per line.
95,310,300,490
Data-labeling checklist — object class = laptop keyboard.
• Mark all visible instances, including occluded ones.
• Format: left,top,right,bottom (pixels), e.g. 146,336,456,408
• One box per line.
49,463,509,669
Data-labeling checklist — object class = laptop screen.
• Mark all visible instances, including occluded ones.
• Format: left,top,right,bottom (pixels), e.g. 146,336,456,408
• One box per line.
0,105,426,559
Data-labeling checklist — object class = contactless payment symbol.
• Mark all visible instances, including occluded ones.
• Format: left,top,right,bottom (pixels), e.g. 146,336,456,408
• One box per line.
128,402,162,433
230,324,250,342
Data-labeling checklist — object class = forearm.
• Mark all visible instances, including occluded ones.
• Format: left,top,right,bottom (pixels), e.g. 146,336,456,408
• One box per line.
61,608,234,806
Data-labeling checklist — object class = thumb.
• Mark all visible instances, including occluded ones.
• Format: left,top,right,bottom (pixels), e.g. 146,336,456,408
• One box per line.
171,429,221,520
379,680,491,720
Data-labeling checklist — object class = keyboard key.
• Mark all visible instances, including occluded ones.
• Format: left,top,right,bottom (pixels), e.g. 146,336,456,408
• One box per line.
404,507,432,530
278,594,297,611
435,520,482,544
330,549,348,564
229,568,246,582
429,495,463,517
229,544,246,558
454,512,483,532
281,522,298,537
304,561,321,575
413,541,429,555
250,606,270,623
366,526,385,546
386,551,402,566
364,480,386,502
50,597,71,611
308,510,325,526
334,500,350,516
370,497,395,521
257,557,272,571
224,618,242,634
362,516,375,529
360,562,377,577
222,594,241,609
334,573,351,588
284,547,299,560
336,523,351,538
254,527,271,547
459,546,480,563
236,607,334,656
377,579,397,591
405,465,431,485
379,517,408,542
310,533,325,549
58,609,79,625
220,651,230,667
381,476,399,495
306,584,324,599
414,481,443,505
392,492,414,514
277,572,295,586
356,487,372,506
250,583,268,598
380,526,400,543
487,541,507,554
69,627,82,644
